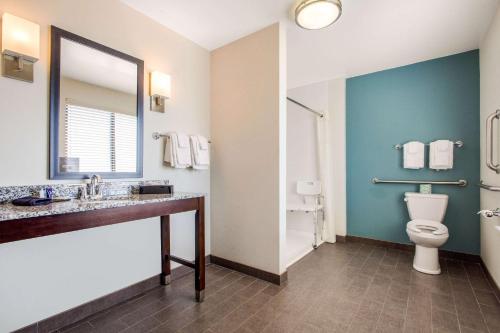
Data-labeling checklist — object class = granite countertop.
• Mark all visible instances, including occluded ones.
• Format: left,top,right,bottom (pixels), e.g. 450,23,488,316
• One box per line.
0,192,204,222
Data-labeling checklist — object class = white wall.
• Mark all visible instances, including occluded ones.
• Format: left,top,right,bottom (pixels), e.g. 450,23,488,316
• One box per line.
328,79,347,237
479,4,500,288
287,82,328,235
0,1,210,331
210,23,287,275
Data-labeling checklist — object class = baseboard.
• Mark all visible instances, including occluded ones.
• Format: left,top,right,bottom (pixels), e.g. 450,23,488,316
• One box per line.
13,256,211,333
336,235,346,243
345,235,481,263
480,258,500,301
210,255,287,285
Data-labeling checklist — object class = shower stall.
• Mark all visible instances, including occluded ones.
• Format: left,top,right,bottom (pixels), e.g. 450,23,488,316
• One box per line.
286,83,332,267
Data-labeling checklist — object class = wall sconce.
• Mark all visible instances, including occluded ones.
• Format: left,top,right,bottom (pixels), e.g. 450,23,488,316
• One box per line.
1,13,40,82
150,71,171,112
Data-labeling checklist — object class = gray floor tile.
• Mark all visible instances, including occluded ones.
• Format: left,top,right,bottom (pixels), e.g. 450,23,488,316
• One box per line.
51,245,499,333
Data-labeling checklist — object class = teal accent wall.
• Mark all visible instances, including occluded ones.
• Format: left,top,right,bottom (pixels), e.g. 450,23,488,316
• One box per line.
346,50,480,254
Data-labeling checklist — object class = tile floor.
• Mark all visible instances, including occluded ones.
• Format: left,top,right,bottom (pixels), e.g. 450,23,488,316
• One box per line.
58,242,500,333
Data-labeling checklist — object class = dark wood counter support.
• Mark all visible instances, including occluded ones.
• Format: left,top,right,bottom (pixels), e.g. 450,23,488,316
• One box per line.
195,196,205,301
0,195,206,302
161,215,171,285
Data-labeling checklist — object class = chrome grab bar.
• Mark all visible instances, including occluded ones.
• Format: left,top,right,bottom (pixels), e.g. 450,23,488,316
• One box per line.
486,110,500,173
479,181,500,192
372,178,467,187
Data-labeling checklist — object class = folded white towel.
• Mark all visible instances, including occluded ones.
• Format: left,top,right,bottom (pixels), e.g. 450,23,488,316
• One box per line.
429,140,453,170
164,133,192,168
190,135,209,170
403,141,425,169
198,136,209,150
164,134,174,166
177,134,190,148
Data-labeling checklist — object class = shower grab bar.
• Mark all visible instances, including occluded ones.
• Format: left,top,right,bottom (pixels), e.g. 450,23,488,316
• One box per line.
478,181,500,192
372,178,467,187
486,110,500,173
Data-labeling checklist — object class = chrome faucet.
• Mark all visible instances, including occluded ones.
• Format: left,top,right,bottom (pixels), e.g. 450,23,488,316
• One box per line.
80,175,103,200
90,175,102,197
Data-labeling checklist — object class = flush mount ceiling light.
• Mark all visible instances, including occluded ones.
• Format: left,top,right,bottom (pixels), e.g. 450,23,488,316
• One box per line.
295,0,342,30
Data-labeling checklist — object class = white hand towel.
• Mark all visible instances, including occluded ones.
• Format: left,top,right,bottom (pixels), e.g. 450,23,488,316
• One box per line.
429,140,453,170
164,134,175,166
163,133,191,168
190,135,209,170
403,141,425,169
177,134,190,148
198,136,209,150
174,133,192,168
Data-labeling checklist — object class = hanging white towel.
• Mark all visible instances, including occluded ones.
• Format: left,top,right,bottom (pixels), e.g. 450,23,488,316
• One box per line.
164,134,174,166
164,133,192,168
190,135,210,170
403,141,425,169
429,140,453,170
177,134,190,148
198,136,209,150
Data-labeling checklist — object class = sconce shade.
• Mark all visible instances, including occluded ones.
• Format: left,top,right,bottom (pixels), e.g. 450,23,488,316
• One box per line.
1,13,40,61
150,71,171,98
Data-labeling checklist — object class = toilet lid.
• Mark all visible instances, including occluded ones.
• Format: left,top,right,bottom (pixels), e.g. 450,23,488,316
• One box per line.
407,219,448,236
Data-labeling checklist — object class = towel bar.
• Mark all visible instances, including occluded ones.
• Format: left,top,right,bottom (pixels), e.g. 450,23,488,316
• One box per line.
394,141,463,150
152,132,211,143
372,178,467,187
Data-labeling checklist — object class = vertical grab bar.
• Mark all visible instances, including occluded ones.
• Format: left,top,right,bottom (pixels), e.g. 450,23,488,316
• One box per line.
486,110,500,173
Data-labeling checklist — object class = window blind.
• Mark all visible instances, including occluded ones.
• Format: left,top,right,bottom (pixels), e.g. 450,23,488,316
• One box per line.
64,104,137,173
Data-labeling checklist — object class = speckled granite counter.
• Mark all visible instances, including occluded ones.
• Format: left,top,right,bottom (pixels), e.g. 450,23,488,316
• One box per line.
0,183,207,304
0,192,204,222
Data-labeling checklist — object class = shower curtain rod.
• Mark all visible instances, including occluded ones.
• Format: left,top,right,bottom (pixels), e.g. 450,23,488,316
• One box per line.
287,97,324,118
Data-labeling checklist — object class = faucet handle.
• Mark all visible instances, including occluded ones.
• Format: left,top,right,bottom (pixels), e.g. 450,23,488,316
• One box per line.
78,185,89,200
91,174,102,183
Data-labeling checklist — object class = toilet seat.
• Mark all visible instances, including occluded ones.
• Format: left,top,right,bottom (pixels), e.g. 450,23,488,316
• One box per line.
407,219,448,236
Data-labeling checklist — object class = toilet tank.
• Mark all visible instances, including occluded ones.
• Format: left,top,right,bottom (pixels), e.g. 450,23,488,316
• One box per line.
404,192,448,222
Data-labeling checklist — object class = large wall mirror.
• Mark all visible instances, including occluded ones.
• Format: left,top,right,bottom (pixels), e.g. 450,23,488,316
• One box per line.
49,26,144,179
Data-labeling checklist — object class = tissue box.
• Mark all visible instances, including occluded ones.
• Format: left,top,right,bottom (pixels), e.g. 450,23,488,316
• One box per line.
419,184,432,194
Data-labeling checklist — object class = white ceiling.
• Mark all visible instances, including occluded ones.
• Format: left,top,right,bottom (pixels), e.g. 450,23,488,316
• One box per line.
122,0,499,88
61,38,137,94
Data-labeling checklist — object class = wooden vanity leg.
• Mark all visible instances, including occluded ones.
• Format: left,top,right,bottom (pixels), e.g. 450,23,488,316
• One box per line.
161,215,171,285
195,197,205,302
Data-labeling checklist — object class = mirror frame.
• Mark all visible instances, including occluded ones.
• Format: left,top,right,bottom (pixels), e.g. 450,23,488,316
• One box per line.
49,26,144,179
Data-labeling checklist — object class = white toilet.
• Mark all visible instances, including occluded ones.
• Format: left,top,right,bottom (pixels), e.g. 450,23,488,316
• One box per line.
404,192,449,275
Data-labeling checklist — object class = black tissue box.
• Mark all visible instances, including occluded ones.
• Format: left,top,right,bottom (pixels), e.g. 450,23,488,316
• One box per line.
139,185,174,195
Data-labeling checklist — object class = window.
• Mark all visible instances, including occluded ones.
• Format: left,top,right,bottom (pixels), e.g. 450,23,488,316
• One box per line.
64,104,137,173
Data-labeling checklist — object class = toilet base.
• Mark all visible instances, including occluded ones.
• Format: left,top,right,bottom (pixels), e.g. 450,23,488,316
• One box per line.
413,245,441,275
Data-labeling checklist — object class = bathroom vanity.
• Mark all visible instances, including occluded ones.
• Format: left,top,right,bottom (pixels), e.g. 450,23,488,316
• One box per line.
0,193,206,301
